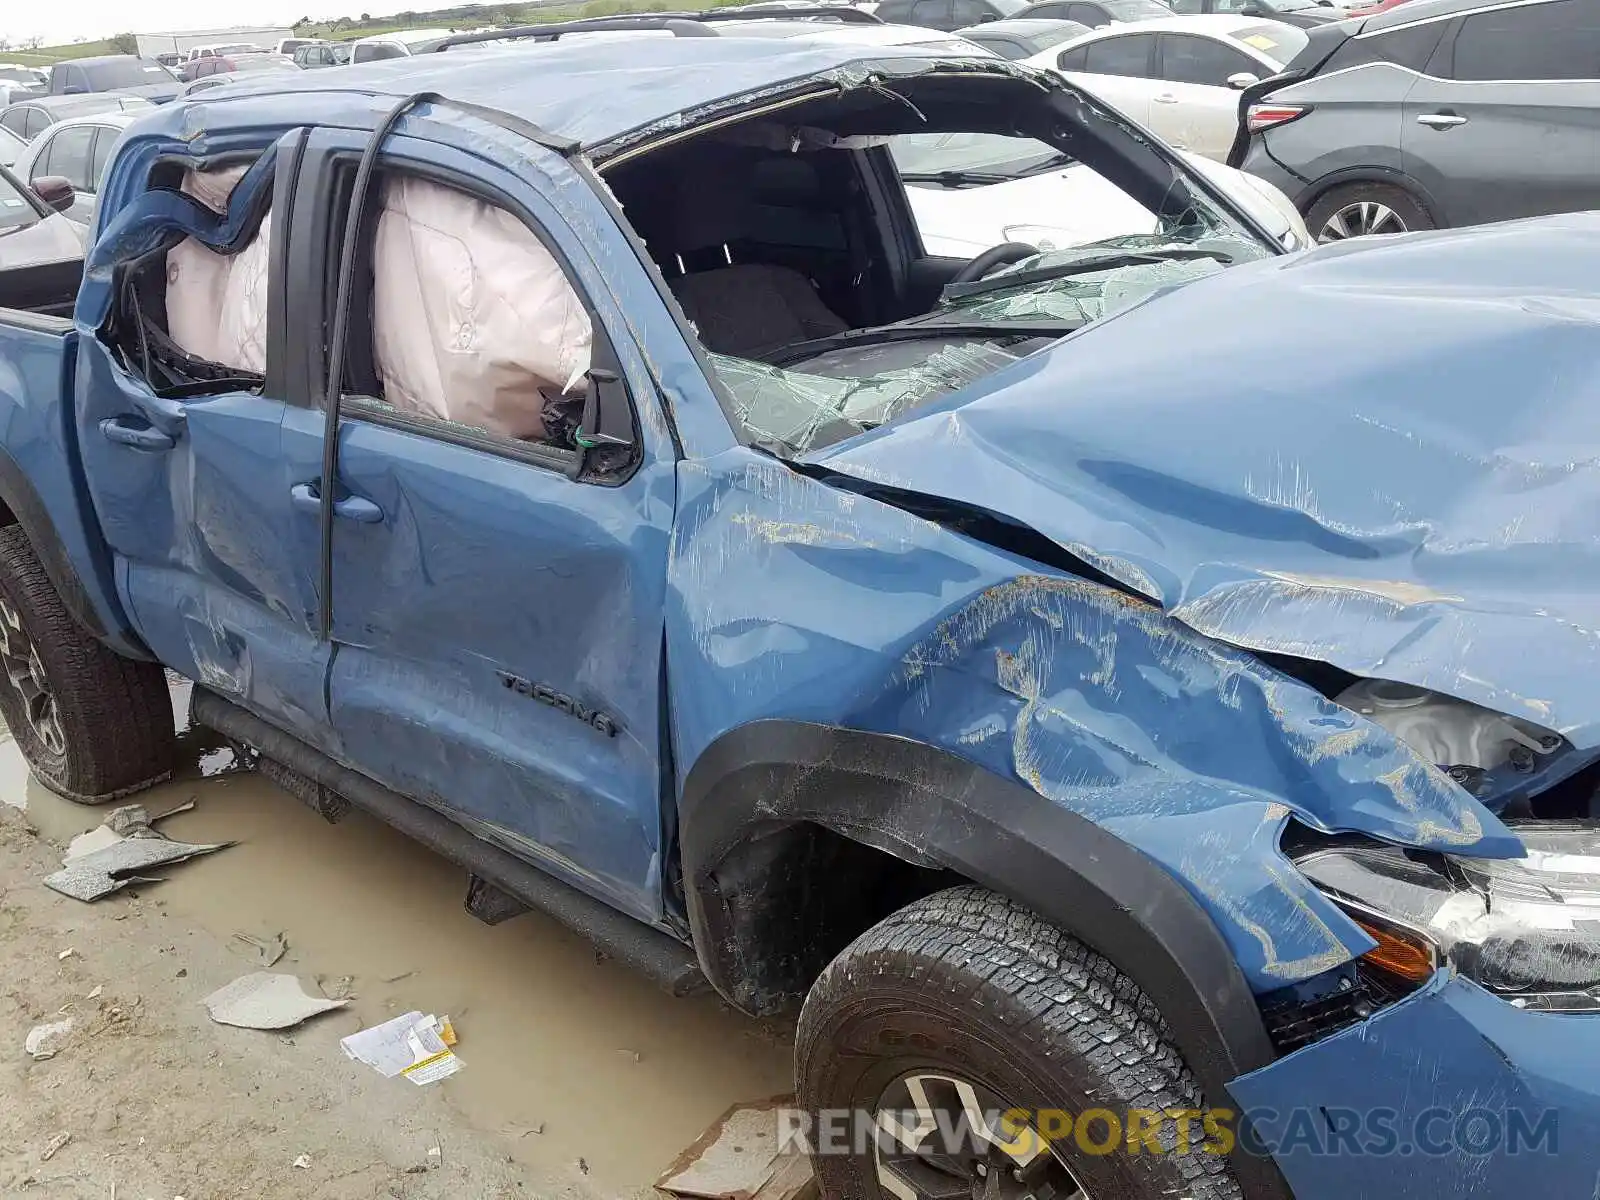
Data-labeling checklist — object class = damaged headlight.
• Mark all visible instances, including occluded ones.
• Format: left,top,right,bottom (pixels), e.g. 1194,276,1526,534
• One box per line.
1297,826,1600,1012
1333,679,1567,807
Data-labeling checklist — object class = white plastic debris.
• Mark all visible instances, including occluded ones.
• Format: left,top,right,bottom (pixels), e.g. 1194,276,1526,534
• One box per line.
340,1012,461,1085
292,1154,311,1169
229,931,288,968
201,973,347,1031
48,807,231,902
24,1017,74,1060
656,1099,815,1200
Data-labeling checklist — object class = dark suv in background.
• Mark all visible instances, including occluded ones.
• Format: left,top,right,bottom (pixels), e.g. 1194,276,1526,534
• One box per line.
1013,0,1172,25
1233,0,1600,241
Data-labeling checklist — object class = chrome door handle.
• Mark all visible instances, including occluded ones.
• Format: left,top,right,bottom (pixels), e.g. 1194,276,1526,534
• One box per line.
1416,112,1468,128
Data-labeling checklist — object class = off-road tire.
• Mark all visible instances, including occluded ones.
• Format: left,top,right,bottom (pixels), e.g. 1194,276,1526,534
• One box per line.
796,885,1244,1200
1306,182,1435,243
0,525,173,804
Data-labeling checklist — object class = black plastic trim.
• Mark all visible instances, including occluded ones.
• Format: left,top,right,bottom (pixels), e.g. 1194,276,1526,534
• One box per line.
680,719,1291,1200
263,128,308,403
341,396,578,474
192,686,707,996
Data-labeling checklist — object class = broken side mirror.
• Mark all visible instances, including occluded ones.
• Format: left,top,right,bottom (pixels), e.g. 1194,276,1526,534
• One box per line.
574,366,635,474
31,176,75,213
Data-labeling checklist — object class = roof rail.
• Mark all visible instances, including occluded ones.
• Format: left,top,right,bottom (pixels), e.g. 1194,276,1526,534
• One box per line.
699,4,884,23
432,4,883,50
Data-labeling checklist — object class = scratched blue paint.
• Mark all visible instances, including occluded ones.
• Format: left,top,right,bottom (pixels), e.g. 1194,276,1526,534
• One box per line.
663,448,1530,990
1229,972,1600,1196
813,215,1600,748
12,49,1597,1169
32,60,1559,989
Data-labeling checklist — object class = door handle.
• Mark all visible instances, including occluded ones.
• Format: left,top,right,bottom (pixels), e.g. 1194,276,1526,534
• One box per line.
1153,93,1179,103
290,481,384,524
1416,112,1468,128
100,416,175,452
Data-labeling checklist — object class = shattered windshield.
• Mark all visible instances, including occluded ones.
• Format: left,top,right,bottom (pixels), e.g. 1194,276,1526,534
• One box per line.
721,217,1266,458
626,69,1279,461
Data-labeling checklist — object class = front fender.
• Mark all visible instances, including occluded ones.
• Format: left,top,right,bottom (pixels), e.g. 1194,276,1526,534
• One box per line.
681,720,1279,1098
666,450,1517,993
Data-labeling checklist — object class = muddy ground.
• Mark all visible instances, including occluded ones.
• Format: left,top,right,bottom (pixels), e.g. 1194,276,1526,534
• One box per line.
0,682,794,1199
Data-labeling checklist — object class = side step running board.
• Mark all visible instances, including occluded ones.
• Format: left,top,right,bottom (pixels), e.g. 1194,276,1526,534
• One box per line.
190,688,707,998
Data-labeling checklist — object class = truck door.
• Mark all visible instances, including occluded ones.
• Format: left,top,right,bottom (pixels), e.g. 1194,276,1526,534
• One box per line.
287,127,678,924
73,130,338,752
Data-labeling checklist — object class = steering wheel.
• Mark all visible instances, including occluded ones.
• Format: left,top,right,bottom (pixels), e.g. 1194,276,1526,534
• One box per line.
949,241,1041,286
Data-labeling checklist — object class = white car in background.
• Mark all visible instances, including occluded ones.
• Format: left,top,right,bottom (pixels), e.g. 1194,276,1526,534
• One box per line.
9,111,140,225
892,129,1311,257
1026,14,1308,160
350,28,456,61
710,18,1311,253
0,126,25,170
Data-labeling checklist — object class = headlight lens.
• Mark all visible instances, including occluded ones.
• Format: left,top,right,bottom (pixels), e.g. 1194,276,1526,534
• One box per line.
1298,825,1600,1011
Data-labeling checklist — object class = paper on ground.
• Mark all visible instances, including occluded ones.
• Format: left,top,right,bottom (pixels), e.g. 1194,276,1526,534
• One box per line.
340,1011,462,1085
202,972,348,1030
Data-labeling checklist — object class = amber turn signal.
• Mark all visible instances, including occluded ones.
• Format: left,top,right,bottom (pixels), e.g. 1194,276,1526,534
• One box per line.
1356,919,1435,983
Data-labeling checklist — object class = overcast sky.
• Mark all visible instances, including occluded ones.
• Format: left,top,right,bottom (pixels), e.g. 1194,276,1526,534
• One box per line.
9,0,352,46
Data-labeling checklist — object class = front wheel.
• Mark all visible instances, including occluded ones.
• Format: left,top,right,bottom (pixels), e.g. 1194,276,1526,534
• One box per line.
0,526,173,804
1306,182,1434,244
795,886,1243,1200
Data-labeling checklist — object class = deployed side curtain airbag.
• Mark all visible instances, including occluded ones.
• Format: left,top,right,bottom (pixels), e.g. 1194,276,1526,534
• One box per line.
165,164,272,374
371,175,592,441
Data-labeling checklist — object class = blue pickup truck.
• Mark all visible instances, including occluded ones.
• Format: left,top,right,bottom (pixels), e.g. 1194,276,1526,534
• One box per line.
1,20,1598,1200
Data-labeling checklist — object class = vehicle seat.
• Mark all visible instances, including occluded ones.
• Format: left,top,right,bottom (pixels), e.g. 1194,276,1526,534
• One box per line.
661,171,848,360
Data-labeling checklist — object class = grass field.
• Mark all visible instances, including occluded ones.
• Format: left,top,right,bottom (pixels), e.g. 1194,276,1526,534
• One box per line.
6,0,757,66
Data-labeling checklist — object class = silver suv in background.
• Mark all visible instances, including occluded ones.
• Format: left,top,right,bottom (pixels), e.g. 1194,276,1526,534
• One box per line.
1232,0,1600,241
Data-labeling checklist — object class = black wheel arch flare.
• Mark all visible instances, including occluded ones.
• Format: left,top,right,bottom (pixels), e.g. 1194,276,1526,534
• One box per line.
679,720,1295,1200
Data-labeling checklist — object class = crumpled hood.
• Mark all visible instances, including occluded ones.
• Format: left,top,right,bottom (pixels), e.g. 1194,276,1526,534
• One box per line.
811,214,1600,746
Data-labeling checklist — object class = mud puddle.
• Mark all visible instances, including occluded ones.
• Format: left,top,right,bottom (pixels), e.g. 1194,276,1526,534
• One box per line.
0,680,793,1197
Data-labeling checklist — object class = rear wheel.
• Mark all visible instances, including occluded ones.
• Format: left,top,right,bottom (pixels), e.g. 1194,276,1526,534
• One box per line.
0,526,173,804
795,886,1242,1200
1307,182,1434,243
